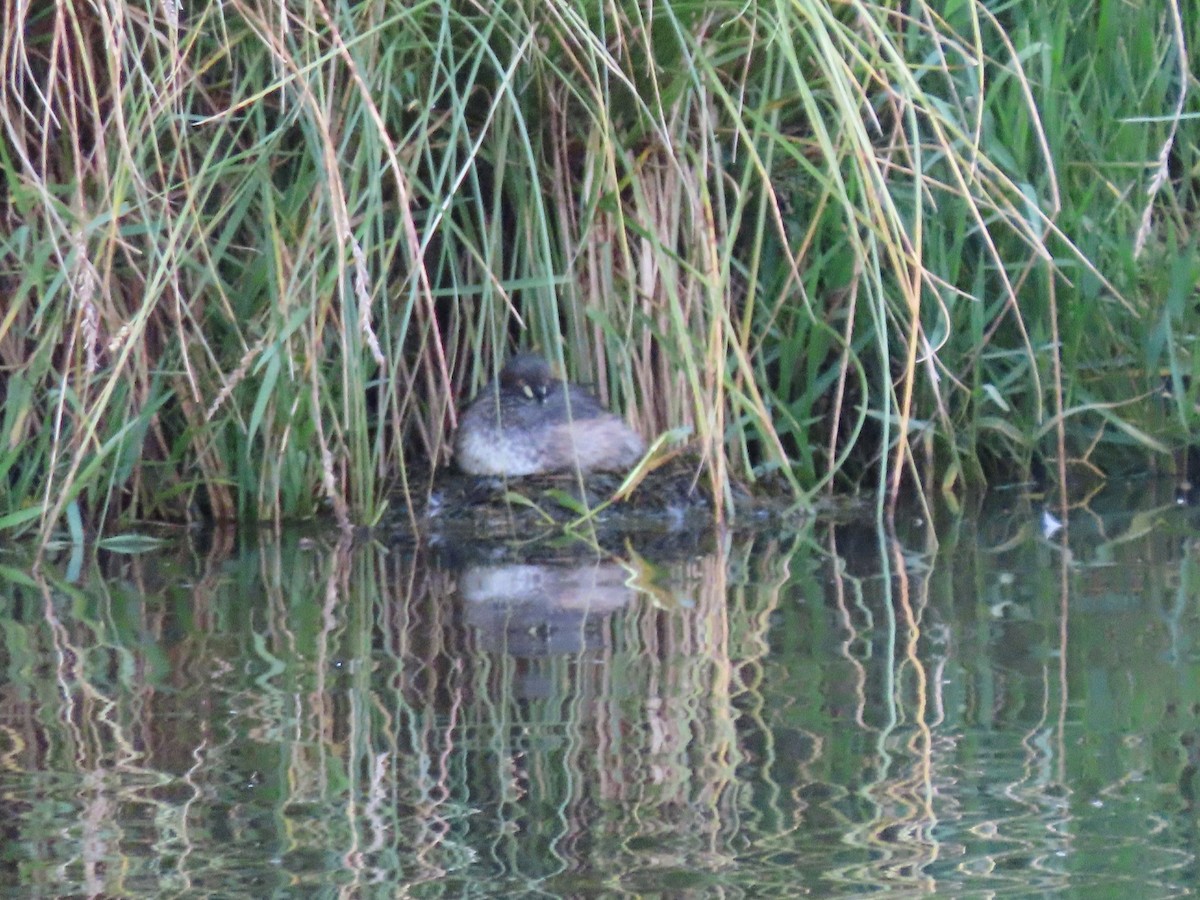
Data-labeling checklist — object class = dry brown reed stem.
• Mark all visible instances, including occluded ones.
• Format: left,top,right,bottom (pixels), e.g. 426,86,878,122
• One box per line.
1134,0,1187,258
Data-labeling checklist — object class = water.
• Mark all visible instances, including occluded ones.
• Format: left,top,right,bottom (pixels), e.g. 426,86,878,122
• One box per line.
1,482,1198,897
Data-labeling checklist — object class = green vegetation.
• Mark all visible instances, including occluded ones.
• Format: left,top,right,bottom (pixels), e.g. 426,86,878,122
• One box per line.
0,0,1194,539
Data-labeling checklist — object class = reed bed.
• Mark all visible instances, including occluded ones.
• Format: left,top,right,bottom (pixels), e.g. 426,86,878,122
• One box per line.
0,0,1192,539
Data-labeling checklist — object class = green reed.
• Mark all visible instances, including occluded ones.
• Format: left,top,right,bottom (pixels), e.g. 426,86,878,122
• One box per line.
0,0,1192,539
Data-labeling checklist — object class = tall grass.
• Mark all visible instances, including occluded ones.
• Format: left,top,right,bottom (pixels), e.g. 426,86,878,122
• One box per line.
0,0,1192,539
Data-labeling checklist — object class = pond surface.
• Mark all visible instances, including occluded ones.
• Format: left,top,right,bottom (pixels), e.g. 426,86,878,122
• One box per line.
1,481,1199,897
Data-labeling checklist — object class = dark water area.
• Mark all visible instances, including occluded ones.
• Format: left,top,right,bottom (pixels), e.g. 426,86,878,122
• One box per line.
2,480,1199,897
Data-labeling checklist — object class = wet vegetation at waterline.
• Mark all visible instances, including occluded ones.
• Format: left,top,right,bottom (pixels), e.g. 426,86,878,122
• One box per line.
0,0,1196,539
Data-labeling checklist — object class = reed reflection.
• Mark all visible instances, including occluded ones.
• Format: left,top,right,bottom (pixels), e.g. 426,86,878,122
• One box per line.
1,489,1198,895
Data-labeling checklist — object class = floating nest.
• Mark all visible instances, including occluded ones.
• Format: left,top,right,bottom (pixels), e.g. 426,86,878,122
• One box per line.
381,454,846,565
